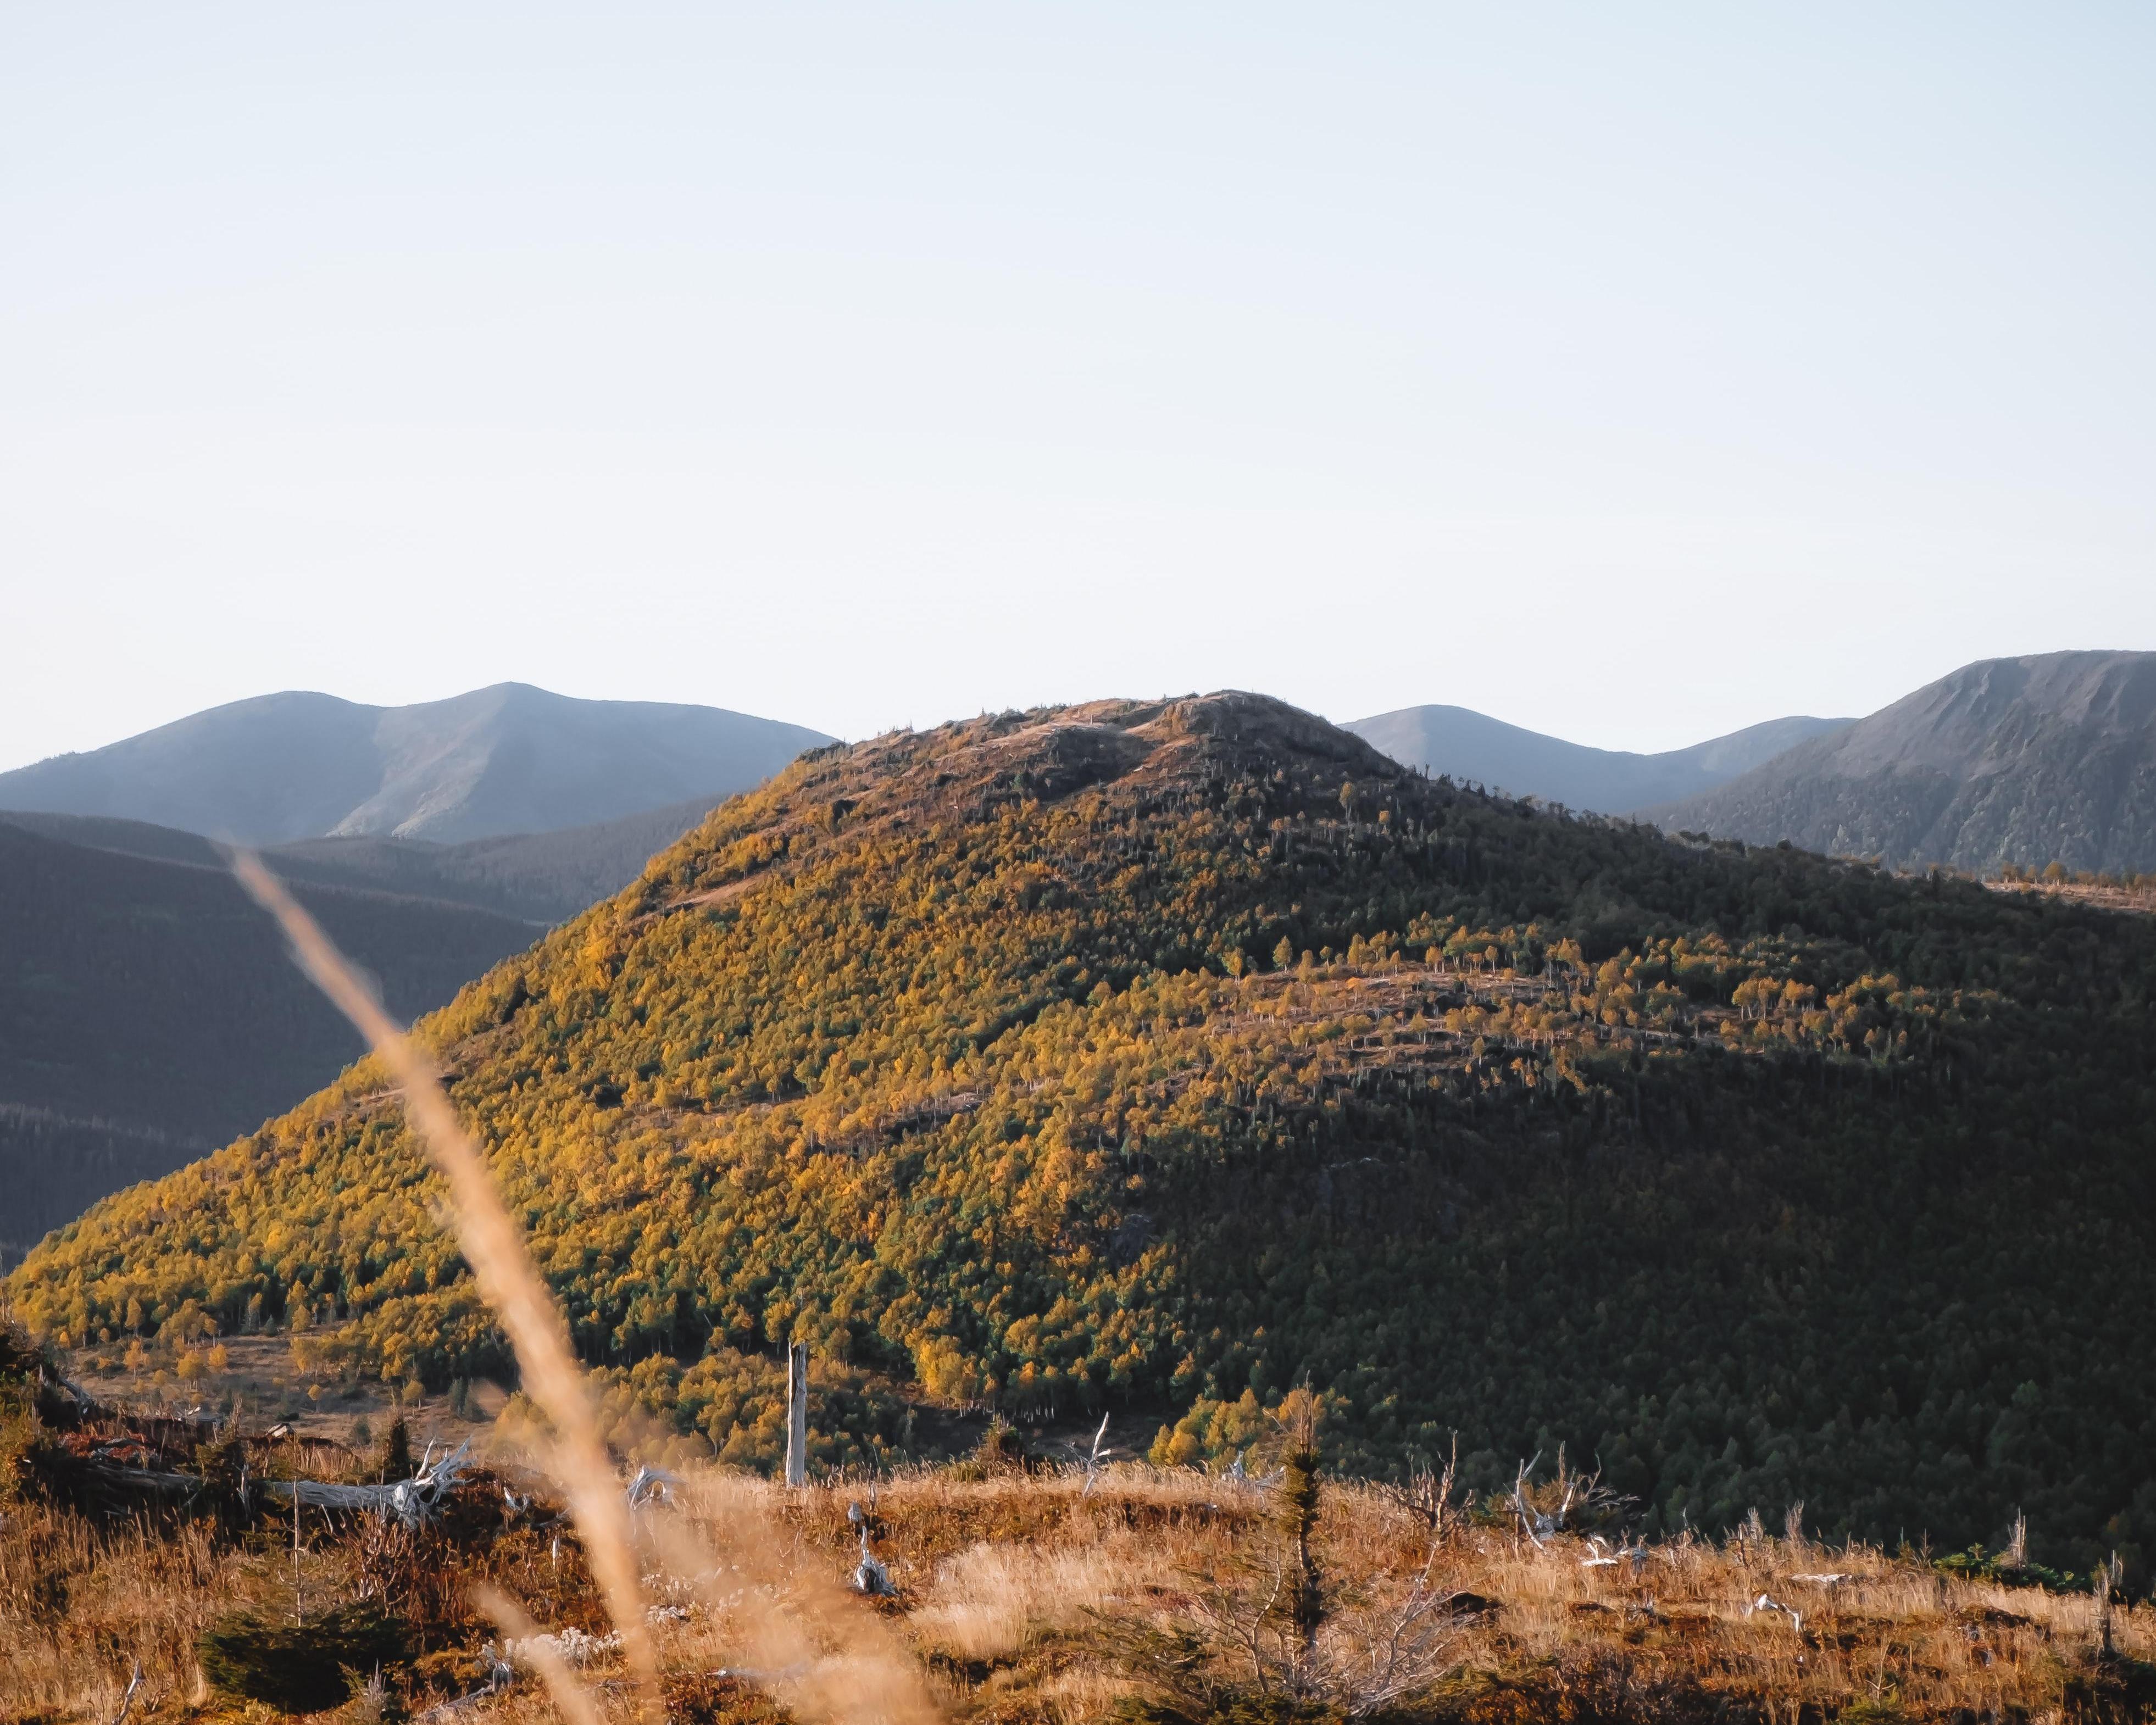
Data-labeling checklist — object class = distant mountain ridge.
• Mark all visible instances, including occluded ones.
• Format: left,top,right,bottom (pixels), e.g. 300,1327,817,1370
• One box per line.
0,683,833,845
1647,651,2156,873
0,682,829,1257
1346,704,1851,814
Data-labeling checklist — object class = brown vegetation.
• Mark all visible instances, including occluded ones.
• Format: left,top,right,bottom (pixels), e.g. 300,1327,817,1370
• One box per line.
5,1447,2153,1724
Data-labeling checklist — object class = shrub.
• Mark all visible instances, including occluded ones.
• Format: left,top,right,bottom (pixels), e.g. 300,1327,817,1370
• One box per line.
197,1602,405,1713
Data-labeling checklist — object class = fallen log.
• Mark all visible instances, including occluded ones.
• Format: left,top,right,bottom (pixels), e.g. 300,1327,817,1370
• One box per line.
258,1438,475,1528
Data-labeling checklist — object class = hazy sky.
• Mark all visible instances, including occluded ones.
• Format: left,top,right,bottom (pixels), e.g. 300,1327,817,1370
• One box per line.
4,4,2152,768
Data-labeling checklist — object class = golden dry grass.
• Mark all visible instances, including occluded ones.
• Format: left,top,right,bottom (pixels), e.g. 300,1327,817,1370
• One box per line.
860,1468,2156,1724
5,1457,2153,1723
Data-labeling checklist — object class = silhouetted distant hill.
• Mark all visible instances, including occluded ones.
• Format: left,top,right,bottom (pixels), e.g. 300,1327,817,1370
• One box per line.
0,820,535,1263
1347,705,1849,813
0,683,832,845
1648,652,2156,872
0,793,723,1258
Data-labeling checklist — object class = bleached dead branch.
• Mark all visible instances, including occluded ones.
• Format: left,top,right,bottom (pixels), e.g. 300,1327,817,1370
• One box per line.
258,1438,474,1528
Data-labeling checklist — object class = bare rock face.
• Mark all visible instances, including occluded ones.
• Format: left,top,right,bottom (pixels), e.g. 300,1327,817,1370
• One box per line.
1647,652,2156,873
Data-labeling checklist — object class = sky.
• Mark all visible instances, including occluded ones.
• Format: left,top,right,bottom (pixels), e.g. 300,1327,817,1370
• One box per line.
3,3,2153,769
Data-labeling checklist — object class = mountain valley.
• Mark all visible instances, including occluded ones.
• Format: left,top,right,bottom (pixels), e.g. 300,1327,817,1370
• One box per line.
0,819,538,1265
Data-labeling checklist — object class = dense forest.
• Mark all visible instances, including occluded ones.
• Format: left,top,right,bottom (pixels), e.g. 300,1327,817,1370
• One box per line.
11,693,2155,1581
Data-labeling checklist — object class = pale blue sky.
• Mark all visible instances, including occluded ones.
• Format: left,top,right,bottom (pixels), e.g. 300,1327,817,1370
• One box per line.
3,3,2151,766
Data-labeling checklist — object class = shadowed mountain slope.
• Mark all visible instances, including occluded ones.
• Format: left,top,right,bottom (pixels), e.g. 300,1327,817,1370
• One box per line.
0,821,535,1262
0,683,832,845
1,798,729,927
1347,704,1849,813
266,794,735,924
1648,652,2156,872
12,693,2156,1567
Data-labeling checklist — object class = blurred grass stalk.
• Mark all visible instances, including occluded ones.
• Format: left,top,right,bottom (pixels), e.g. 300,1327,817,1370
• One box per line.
228,848,940,1725
226,849,659,1716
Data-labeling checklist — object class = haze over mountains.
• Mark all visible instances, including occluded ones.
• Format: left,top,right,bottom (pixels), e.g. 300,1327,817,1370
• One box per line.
1351,653,2156,876
1648,651,2156,873
1346,705,1851,814
0,799,730,927
0,682,831,845
0,684,833,1261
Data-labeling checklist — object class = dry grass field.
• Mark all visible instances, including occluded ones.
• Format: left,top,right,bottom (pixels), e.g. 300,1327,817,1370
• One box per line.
5,1431,2151,1725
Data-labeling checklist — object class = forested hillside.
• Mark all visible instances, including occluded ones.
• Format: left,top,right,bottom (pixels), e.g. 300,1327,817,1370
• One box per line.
12,693,2155,1578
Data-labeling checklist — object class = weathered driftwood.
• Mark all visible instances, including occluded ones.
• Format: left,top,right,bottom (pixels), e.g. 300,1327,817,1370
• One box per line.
1747,1592,1803,1635
258,1437,475,1528
852,1525,894,1596
108,1659,145,1725
73,1464,210,1502
1507,1446,1630,1546
412,1646,514,1721
1079,1412,1110,1499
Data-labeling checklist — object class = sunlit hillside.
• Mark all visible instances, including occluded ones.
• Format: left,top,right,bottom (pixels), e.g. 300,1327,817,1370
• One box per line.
10,692,2156,1577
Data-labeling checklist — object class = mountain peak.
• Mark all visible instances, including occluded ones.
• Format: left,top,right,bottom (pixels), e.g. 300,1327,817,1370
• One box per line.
0,685,835,846
1650,651,2156,872
632,692,1401,875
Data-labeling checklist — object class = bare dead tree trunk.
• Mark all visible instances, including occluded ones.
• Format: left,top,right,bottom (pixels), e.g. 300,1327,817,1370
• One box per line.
785,1341,809,1489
